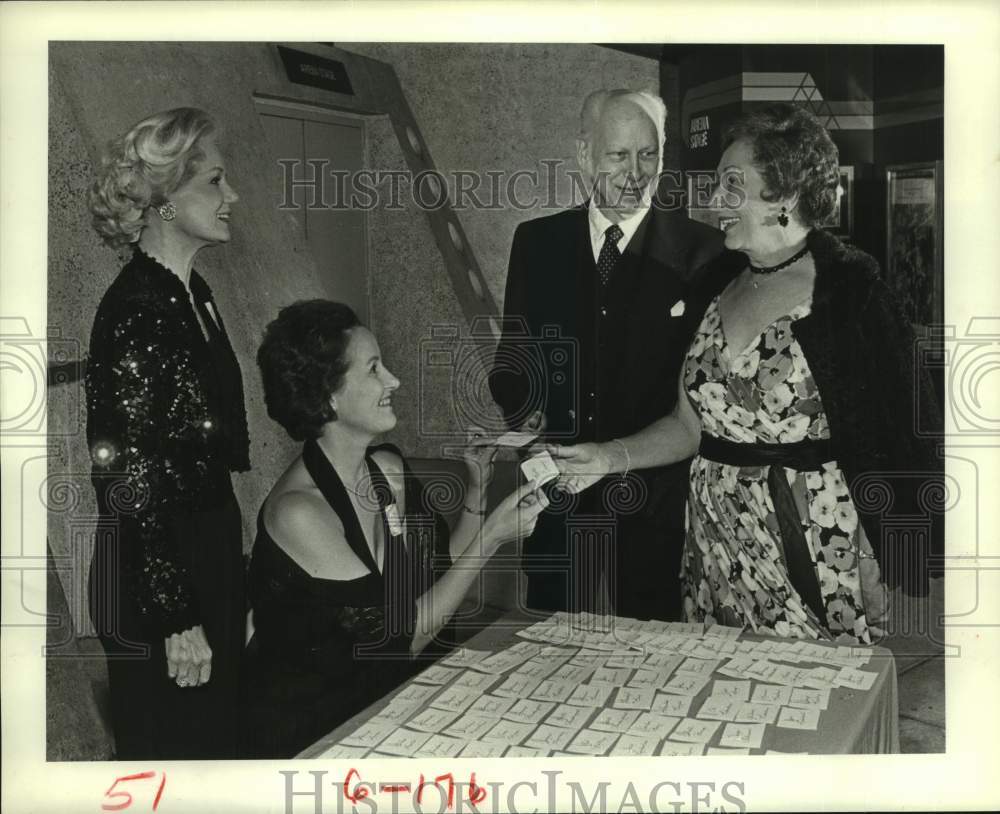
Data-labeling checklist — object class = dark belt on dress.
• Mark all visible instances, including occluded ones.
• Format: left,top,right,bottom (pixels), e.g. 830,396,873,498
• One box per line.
698,433,833,626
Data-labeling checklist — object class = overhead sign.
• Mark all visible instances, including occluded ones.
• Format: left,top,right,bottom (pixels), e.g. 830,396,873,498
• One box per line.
277,46,354,96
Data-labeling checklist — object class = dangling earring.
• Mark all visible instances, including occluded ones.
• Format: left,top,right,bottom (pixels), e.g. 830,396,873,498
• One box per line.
777,206,789,228
157,201,177,222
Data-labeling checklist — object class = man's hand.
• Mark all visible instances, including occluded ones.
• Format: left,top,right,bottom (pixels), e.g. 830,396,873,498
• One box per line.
547,442,612,494
165,625,212,688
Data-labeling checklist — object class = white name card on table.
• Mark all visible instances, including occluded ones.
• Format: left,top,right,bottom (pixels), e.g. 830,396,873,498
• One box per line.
664,622,705,636
545,703,595,731
531,678,577,704
631,712,681,738
376,728,432,757
525,723,576,751
743,660,780,682
589,666,635,686
440,647,492,669
503,699,555,725
704,624,744,640
802,666,840,689
662,673,711,697
428,684,479,713
612,686,655,711
444,713,497,741
589,707,641,734
642,652,684,673
696,696,739,722
651,693,693,717
733,702,780,725
777,706,821,730
493,673,543,699
771,665,810,686
471,645,539,674
466,694,516,718
611,733,661,756
414,733,466,758
692,643,727,660
659,741,705,756
339,720,395,749
453,669,502,694
604,652,647,669
711,680,752,701
566,683,614,708
628,668,671,690
566,728,620,756
513,658,560,681
460,741,507,758
551,662,597,683
393,683,440,705
405,707,463,733
718,656,755,678
788,687,831,710
412,663,463,686
719,722,766,750
371,697,425,726
752,684,793,706
481,719,536,745
670,718,721,744
834,667,879,691
568,650,609,668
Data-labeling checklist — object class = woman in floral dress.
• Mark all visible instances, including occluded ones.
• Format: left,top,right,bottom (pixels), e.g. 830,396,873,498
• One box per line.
550,104,942,643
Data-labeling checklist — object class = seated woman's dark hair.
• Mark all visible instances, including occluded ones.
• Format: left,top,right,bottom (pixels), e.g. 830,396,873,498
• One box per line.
257,300,360,441
721,103,840,227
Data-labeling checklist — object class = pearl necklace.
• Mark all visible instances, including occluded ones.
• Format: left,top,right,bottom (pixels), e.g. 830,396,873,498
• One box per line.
748,245,810,289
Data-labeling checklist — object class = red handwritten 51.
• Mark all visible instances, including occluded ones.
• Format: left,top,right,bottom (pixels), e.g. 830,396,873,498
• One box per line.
102,771,167,811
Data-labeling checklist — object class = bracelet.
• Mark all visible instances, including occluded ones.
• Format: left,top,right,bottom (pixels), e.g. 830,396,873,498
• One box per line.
463,505,487,516
610,438,631,480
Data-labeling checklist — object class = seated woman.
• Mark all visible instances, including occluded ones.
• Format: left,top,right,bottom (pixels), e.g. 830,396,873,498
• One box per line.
552,103,942,645
242,300,547,758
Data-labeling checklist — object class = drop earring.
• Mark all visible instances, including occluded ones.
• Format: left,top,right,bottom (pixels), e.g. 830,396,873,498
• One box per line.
777,206,789,228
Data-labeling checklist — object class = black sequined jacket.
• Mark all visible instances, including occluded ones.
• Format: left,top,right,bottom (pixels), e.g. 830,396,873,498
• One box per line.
86,247,250,636
689,228,944,596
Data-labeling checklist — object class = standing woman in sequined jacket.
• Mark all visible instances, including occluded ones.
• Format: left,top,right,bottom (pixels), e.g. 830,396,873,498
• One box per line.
86,108,250,759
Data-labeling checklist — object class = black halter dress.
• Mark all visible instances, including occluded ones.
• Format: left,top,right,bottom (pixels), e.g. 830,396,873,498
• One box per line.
241,441,451,758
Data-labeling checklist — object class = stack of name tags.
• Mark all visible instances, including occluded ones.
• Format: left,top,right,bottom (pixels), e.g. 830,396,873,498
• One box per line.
320,612,881,758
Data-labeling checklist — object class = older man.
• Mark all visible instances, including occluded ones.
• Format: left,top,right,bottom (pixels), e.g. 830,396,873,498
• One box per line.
489,89,725,621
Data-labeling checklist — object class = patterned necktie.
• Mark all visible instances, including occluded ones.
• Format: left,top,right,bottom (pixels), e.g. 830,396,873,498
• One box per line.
597,223,624,286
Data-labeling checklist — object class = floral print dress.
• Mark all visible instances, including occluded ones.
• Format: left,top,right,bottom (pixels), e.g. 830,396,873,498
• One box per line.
681,295,885,644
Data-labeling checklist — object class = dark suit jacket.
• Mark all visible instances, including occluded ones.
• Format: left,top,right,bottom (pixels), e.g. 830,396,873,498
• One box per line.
489,204,724,615
490,204,725,443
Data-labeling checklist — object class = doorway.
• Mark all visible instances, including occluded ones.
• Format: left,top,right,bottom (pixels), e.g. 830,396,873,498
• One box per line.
256,98,369,323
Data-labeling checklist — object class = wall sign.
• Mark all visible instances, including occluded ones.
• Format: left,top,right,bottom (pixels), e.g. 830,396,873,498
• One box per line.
277,45,354,95
689,114,710,149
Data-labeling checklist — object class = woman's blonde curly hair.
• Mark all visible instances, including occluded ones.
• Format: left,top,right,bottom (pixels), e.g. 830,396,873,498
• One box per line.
89,107,216,248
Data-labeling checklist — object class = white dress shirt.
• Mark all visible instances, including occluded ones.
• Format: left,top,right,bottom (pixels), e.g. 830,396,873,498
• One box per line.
587,199,650,263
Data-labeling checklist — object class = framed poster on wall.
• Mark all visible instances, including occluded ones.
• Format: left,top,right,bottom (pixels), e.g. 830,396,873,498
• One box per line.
886,161,944,327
